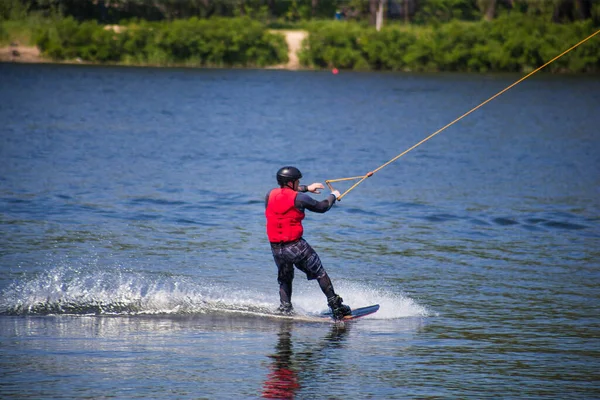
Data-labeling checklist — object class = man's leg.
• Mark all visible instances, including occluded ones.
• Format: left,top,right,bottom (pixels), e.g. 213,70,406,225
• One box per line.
294,239,351,319
279,276,293,305
277,260,295,314
316,273,335,299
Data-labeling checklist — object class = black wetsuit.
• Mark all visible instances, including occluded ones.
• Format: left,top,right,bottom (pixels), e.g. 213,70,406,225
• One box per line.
265,186,338,307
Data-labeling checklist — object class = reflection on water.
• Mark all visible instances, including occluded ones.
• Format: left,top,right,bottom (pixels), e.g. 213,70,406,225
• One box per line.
0,314,363,399
263,322,301,399
263,321,350,399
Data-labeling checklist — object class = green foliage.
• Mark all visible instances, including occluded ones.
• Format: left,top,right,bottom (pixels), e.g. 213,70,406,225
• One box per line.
300,21,365,69
302,17,600,73
360,28,418,70
0,0,29,21
0,0,59,46
0,24,7,44
592,2,600,25
6,0,600,27
119,20,157,64
35,17,120,62
33,16,288,67
5,0,599,73
414,0,481,24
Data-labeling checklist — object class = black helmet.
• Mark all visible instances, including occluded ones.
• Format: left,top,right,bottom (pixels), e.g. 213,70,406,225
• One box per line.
276,166,302,186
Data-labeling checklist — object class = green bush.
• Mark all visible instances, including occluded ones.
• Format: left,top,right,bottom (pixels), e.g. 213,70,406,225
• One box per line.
0,23,7,44
360,28,417,71
413,0,481,24
34,16,288,67
300,21,366,69
0,0,29,21
20,12,600,73
302,18,600,73
35,18,121,62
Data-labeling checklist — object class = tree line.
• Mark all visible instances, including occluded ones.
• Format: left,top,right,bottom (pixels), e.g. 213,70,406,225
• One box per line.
300,15,599,72
2,0,598,72
32,17,289,67
2,0,599,25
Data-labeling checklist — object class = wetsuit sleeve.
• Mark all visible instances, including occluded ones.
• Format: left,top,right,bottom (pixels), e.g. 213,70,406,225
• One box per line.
265,191,270,208
298,185,308,193
295,192,336,213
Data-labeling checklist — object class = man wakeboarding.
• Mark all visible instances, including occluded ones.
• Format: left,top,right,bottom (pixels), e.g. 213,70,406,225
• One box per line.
265,166,352,320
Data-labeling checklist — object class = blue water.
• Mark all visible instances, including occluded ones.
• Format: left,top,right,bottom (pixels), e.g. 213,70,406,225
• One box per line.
1,63,599,398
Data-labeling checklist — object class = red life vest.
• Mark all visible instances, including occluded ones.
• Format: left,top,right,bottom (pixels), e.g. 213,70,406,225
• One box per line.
265,188,304,243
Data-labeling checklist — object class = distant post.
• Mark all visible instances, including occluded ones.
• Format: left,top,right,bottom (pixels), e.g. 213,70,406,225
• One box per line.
376,0,384,31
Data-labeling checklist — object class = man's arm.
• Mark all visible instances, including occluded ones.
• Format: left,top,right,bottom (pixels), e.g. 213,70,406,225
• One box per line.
295,192,336,213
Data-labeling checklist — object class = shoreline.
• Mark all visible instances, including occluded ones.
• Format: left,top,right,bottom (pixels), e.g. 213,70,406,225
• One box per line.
2,37,595,75
0,44,45,63
0,29,309,70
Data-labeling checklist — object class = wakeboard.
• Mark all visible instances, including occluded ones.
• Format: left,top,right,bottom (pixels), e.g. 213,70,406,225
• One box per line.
234,304,380,323
321,304,380,321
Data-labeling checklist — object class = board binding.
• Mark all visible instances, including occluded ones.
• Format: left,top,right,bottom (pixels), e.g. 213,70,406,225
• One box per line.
321,304,380,321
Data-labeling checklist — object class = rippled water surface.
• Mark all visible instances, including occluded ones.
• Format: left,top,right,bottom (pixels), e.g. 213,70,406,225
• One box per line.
1,63,599,398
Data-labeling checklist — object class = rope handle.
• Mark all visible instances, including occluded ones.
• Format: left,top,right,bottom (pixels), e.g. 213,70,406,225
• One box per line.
326,171,373,200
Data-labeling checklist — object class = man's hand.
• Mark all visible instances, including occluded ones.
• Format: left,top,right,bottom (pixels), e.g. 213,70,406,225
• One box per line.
306,183,324,194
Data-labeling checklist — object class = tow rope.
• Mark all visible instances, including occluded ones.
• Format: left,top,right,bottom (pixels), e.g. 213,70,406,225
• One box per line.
326,28,600,200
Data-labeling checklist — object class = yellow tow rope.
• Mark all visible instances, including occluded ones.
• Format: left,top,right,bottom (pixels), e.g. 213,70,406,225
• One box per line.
326,28,600,201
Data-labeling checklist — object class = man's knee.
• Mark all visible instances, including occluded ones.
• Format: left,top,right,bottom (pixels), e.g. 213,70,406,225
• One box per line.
278,273,294,285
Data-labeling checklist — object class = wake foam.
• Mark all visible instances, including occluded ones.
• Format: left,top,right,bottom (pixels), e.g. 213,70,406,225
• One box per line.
0,266,431,319
286,280,431,319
